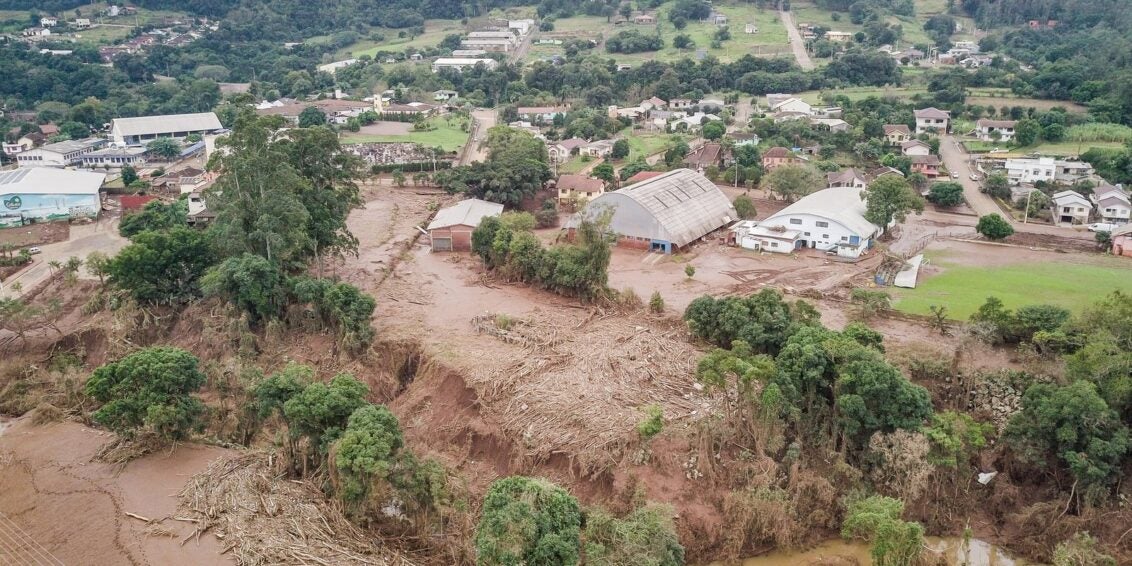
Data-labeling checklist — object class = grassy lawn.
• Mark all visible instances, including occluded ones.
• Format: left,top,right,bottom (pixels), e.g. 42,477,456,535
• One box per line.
794,86,928,104
559,155,594,174
340,116,470,151
621,131,672,161
890,252,1132,318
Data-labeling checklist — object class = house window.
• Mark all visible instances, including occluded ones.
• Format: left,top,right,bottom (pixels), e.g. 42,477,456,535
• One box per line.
841,236,848,241
804,232,811,236
770,242,778,247
822,234,829,239
815,221,829,228
789,219,802,225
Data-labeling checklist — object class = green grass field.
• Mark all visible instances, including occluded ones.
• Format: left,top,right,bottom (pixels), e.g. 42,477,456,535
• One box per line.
963,140,1124,156
890,252,1132,318
336,19,468,59
341,116,470,151
794,86,928,104
621,131,672,161
558,155,594,174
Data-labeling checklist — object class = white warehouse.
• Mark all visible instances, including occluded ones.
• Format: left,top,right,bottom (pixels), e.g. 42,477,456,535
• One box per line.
732,186,881,258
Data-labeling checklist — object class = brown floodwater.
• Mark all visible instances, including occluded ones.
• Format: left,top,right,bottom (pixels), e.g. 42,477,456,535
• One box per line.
716,537,1031,566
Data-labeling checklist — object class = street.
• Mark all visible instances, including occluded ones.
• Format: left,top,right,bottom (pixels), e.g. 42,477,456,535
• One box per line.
938,135,1094,238
460,108,498,165
0,218,127,298
779,10,815,71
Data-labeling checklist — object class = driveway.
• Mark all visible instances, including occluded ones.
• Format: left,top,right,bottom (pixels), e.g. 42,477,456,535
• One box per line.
779,10,815,71
1,217,127,298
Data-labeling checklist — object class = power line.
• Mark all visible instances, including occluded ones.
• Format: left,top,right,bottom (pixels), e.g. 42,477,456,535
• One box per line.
0,511,65,566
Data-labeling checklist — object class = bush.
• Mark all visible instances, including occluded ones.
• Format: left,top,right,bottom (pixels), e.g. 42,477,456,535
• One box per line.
976,213,1013,240
283,373,370,454
684,264,696,279
733,194,757,219
583,504,684,566
85,347,207,441
850,288,891,320
927,182,964,207
637,404,664,439
475,476,582,566
334,404,404,502
841,495,924,566
649,291,665,314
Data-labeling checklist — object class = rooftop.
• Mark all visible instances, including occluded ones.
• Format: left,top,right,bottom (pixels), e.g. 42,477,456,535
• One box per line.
0,167,106,195
111,112,222,136
914,107,951,119
34,137,104,154
427,198,504,230
556,175,605,194
764,186,878,238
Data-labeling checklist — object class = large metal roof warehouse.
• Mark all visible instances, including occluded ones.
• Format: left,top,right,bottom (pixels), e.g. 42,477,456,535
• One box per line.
110,112,223,145
569,168,737,253
0,168,105,227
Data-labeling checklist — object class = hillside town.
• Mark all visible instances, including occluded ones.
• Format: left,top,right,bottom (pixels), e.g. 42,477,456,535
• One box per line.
3,1,1132,565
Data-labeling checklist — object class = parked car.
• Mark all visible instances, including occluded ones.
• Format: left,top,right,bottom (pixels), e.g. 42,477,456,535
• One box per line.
950,171,959,179
25,246,41,255
969,173,980,181
1087,223,1118,233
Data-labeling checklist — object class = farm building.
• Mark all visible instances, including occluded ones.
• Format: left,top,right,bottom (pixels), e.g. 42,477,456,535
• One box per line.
110,112,223,146
566,169,736,254
736,186,881,258
427,198,504,252
0,168,105,227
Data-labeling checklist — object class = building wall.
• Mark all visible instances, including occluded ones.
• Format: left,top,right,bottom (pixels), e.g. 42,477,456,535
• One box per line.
0,192,99,225
1113,235,1132,257
915,117,948,134
16,150,68,168
429,225,474,252
764,212,866,251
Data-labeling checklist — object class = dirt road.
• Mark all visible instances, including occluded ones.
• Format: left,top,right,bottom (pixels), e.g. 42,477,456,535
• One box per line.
460,109,497,165
779,10,814,71
1,218,127,299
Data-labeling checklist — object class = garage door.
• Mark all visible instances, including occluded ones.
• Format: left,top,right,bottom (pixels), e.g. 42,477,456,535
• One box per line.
431,237,452,252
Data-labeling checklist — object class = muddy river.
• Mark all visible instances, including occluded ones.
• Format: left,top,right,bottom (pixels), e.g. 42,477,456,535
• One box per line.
720,537,1030,566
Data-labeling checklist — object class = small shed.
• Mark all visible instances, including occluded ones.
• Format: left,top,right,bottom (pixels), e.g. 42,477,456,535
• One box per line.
427,198,504,252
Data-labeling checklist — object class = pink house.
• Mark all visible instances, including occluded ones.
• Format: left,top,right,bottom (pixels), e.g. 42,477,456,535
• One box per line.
1112,225,1132,258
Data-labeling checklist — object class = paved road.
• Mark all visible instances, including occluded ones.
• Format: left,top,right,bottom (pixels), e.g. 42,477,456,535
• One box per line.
0,218,127,299
509,30,534,64
779,11,814,71
461,109,498,165
939,135,1093,238
731,99,753,131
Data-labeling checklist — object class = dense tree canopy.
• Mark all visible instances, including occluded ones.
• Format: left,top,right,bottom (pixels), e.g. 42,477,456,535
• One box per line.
475,476,583,566
85,347,207,441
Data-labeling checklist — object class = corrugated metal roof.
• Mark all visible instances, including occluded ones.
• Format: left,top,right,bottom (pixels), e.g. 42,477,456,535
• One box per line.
428,198,504,230
0,167,105,195
111,112,222,137
580,169,737,247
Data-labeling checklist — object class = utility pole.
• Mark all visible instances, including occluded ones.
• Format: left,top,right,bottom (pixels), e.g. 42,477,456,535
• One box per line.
1023,188,1033,224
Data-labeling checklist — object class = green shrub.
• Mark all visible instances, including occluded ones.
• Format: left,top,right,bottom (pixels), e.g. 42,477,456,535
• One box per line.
475,476,582,566
649,291,665,314
85,347,207,441
637,405,664,439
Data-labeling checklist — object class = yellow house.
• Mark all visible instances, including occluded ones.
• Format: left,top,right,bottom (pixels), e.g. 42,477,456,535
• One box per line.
556,174,605,205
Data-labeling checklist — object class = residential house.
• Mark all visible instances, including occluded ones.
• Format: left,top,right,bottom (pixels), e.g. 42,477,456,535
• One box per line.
608,105,647,121
580,139,615,159
548,138,587,164
23,27,51,37
712,13,728,25
427,198,504,252
745,23,758,34
914,107,950,134
683,142,729,172
1111,225,1132,257
2,133,46,156
762,147,798,171
1055,160,1094,184
826,168,868,189
725,132,760,147
73,18,91,28
1051,190,1091,226
186,191,215,226
40,16,58,27
910,155,941,177
671,112,720,132
976,119,1017,142
517,106,569,123
736,186,881,258
317,59,359,75
431,58,498,72
868,166,906,183
555,174,605,205
1092,183,1131,225
900,139,931,157
38,124,59,137
433,89,459,101
16,138,106,168
669,98,694,110
640,97,667,111
826,31,853,42
1005,157,1056,185
883,124,912,145
634,14,656,24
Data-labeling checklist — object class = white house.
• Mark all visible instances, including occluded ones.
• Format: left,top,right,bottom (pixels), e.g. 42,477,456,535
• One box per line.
509,19,535,36
73,18,91,28
742,186,882,258
826,168,868,189
769,96,812,115
40,16,58,27
433,89,459,101
1005,157,1056,185
23,27,51,37
975,119,1017,142
1092,184,1131,225
914,107,950,134
811,118,849,132
16,138,106,168
432,58,497,72
900,139,931,156
517,105,569,122
110,112,223,146
670,112,720,132
1051,190,1091,226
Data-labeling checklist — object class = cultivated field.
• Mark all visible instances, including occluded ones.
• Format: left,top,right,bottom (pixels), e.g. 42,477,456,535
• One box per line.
890,240,1132,318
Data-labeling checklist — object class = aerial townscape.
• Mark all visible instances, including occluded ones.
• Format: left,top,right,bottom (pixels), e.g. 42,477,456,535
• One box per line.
3,0,1132,564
